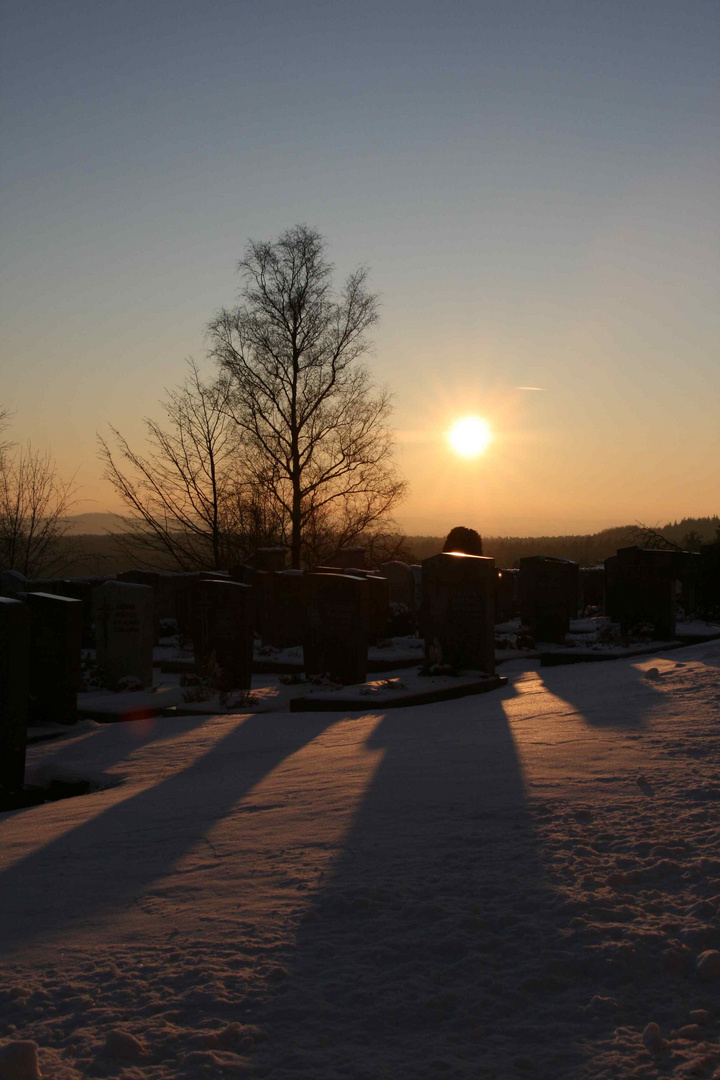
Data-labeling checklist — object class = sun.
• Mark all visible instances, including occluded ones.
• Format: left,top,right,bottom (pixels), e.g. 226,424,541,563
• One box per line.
447,416,492,458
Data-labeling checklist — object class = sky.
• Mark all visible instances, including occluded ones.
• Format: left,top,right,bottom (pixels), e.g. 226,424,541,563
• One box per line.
1,0,718,537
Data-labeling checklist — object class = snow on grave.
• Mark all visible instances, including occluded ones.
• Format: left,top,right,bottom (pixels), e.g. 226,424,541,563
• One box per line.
421,551,496,673
25,591,82,725
0,596,30,794
92,581,154,688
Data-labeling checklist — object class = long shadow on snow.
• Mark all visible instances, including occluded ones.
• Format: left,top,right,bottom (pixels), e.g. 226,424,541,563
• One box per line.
245,683,609,1080
537,652,665,729
0,712,342,952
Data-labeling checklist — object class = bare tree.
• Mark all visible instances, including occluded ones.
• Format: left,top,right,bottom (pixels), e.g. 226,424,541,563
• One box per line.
99,361,283,570
0,428,76,578
207,225,407,568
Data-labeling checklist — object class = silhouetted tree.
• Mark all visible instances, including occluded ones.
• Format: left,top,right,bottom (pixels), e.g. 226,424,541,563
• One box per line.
0,412,76,577
208,225,406,568
99,362,285,570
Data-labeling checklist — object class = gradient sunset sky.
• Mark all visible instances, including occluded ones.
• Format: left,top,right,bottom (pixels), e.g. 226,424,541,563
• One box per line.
2,0,718,535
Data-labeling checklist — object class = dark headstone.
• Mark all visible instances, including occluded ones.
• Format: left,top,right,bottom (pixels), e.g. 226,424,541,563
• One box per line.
0,598,30,792
93,581,154,687
579,567,605,613
519,556,579,643
267,570,308,649
326,547,366,570
612,547,679,639
343,569,390,644
422,553,496,673
25,592,82,725
248,548,288,573
303,573,369,684
381,561,415,609
698,542,720,618
495,568,519,623
192,579,254,689
0,570,27,597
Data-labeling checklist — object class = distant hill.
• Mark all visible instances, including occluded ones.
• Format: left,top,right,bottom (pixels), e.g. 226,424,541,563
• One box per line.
49,514,720,576
60,512,125,535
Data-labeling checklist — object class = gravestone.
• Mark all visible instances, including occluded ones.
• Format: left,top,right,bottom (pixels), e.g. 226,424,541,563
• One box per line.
495,568,519,623
0,569,27,597
422,552,496,673
344,569,390,643
326,547,366,571
192,579,253,688
519,556,579,643
0,598,30,792
93,581,154,687
26,592,82,725
303,573,369,684
698,541,720,618
248,548,288,573
267,570,307,648
381,561,416,609
604,555,620,621
613,547,678,639
579,567,605,613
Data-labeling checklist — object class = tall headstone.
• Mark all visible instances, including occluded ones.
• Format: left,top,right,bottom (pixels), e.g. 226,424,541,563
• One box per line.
93,581,154,687
422,553,496,674
604,555,620,621
26,592,82,725
0,598,30,793
303,573,369,684
192,579,254,689
267,570,307,649
381,561,416,609
699,541,720,619
613,546,678,639
344,569,390,644
519,556,579,643
495,568,519,623
579,567,605,613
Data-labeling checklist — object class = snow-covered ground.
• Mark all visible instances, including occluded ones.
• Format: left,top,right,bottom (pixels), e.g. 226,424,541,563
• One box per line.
1,642,719,1079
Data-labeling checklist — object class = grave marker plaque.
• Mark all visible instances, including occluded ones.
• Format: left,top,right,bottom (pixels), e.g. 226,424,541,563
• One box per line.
192,579,253,688
422,553,496,673
519,556,579,643
93,581,154,687
303,573,369,684
26,592,82,725
0,598,30,792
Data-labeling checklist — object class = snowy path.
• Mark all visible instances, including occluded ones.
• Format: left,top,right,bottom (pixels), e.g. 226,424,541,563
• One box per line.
1,644,719,1079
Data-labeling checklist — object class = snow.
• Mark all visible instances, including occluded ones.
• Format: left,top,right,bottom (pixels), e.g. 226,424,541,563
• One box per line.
1,642,719,1079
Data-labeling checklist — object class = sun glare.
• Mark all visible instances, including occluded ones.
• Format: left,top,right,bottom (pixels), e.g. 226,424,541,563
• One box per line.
448,416,492,458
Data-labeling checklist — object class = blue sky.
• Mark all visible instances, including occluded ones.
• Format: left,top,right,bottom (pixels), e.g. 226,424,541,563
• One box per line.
2,0,718,534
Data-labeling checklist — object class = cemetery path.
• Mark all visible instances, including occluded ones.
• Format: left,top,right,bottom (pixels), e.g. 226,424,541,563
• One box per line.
0,642,719,1080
